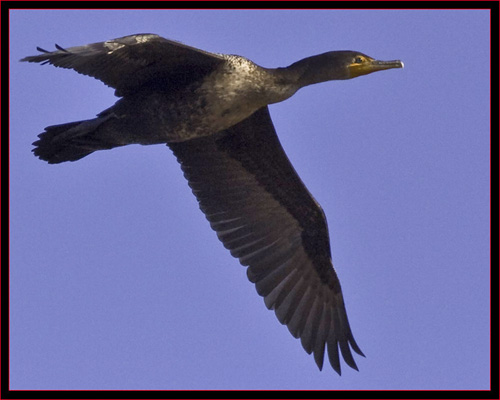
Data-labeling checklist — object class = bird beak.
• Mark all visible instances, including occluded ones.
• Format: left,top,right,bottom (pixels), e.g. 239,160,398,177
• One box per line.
371,59,405,70
348,59,404,78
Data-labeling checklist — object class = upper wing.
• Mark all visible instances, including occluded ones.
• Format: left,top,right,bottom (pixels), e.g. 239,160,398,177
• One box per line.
20,34,226,96
168,107,364,374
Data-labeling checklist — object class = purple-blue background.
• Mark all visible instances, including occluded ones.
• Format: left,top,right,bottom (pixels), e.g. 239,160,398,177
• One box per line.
10,10,490,390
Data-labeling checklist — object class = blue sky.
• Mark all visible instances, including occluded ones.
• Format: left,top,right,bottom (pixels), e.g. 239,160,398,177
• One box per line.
9,10,490,390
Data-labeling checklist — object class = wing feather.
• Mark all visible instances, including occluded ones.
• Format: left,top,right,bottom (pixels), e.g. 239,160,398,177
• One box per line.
168,106,364,374
21,34,225,96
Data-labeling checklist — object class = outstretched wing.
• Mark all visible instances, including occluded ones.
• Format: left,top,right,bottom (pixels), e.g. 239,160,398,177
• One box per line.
20,34,225,96
168,107,364,374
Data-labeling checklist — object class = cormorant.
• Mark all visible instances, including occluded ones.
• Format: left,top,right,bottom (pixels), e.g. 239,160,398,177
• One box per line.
21,34,403,375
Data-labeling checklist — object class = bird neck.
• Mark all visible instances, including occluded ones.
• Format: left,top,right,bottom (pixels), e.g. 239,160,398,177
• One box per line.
283,53,349,88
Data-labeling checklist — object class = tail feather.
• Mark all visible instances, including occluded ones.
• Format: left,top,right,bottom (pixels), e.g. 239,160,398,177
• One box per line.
32,117,116,164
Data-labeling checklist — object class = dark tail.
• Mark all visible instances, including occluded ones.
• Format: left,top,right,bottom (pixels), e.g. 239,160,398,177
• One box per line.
32,116,119,164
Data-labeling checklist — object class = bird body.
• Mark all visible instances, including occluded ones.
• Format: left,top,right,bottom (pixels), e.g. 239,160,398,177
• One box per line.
22,34,403,374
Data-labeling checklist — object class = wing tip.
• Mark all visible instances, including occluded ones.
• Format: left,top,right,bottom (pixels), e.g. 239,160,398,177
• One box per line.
54,43,69,52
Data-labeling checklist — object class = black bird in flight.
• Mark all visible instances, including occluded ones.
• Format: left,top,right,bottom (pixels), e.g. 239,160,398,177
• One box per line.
22,34,403,374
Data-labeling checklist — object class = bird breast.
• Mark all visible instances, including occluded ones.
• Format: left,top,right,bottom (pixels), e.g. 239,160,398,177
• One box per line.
128,56,297,143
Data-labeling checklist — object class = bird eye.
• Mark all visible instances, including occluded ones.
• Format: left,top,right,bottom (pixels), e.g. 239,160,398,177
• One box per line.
354,56,363,64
